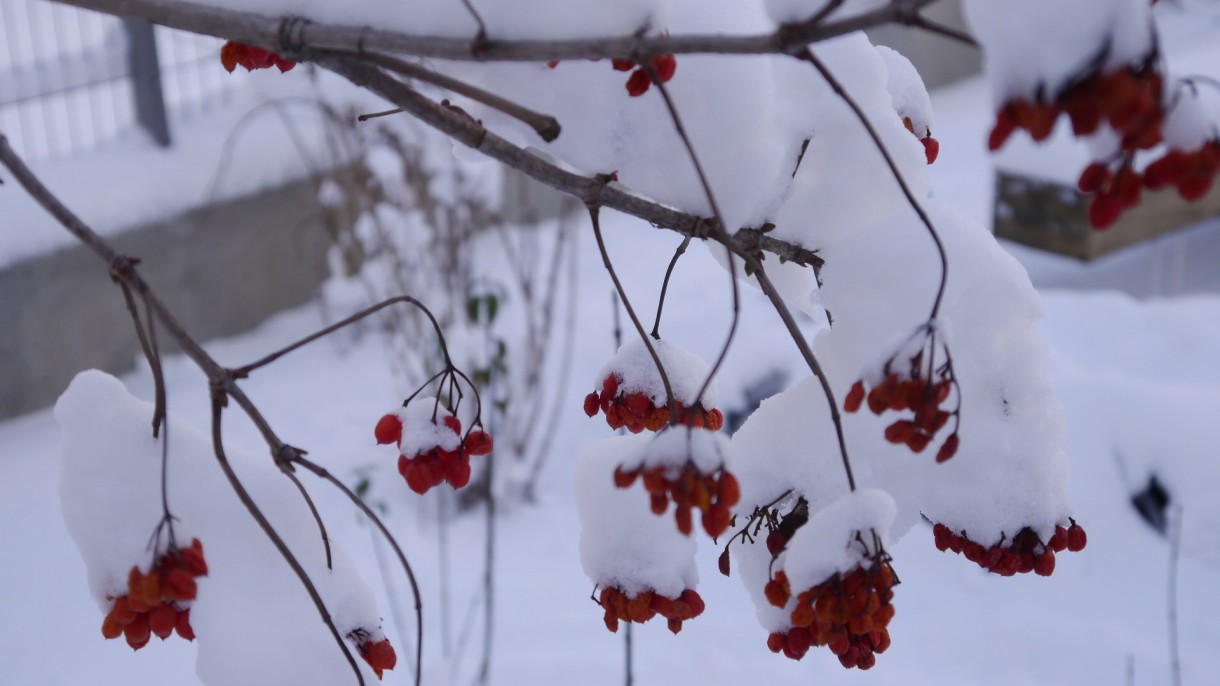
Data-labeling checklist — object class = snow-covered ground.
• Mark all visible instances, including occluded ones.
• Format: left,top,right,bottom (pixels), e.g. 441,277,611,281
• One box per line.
1,203,1219,685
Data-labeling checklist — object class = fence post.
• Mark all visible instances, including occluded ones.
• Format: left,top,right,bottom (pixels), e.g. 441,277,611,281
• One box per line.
123,20,171,147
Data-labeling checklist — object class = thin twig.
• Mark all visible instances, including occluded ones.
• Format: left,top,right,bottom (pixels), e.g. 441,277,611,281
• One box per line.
236,295,454,375
651,235,691,340
800,49,949,320
751,264,857,492
358,107,405,122
285,469,333,570
645,67,740,407
209,393,365,686
313,54,824,271
588,205,677,419
1169,505,1183,686
291,455,425,686
347,51,560,142
55,0,941,62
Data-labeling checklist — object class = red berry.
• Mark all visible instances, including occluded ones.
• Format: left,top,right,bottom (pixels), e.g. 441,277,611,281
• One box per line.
1067,524,1087,552
922,137,940,165
611,59,635,72
583,392,599,417
465,430,493,456
1088,194,1123,229
175,608,195,641
149,603,176,640
626,69,651,97
652,54,677,82
374,414,402,445
1077,162,1111,194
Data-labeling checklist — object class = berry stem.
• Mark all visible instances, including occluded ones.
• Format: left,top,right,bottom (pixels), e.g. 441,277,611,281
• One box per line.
801,49,950,322
645,64,741,409
293,454,425,686
651,234,692,340
589,205,679,421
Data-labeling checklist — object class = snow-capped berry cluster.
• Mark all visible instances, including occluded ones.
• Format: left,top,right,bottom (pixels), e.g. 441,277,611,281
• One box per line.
614,463,739,538
348,628,397,681
102,538,207,650
583,373,723,432
374,400,493,494
986,56,1181,229
845,327,960,462
220,41,296,73
932,520,1087,576
598,586,705,635
764,560,897,670
902,117,940,165
546,54,677,97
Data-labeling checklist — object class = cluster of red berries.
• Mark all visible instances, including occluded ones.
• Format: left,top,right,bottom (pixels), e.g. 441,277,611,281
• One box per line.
902,117,940,165
763,562,897,670
220,41,296,73
374,411,493,494
1078,138,1220,226
583,373,724,433
102,538,208,650
989,64,1164,151
598,586,705,635
349,629,397,680
987,58,1187,229
845,367,959,463
932,520,1087,577
612,55,677,97
614,464,739,538
546,54,677,97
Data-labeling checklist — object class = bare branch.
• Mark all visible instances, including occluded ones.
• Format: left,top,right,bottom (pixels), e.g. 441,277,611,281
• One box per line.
209,393,365,686
801,49,949,320
343,51,560,142
54,0,944,62
291,456,425,686
311,54,825,272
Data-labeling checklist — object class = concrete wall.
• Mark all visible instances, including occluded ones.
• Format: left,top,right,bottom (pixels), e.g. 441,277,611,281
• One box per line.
0,177,334,419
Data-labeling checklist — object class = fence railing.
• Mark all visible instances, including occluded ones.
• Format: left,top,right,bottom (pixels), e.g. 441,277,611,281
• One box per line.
0,0,239,160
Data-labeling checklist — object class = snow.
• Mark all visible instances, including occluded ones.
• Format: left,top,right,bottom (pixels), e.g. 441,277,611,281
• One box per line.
575,434,698,598
964,0,1155,106
627,425,732,475
56,370,388,686
876,45,933,136
594,337,717,408
780,489,896,592
3,1,1220,684
393,399,462,456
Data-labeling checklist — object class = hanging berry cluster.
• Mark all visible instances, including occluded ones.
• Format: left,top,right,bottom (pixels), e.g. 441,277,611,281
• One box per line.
985,49,1220,230
845,326,960,463
102,538,208,650
348,628,397,680
932,520,1087,577
547,54,677,97
220,41,296,73
902,116,940,165
764,554,897,670
583,372,724,432
598,586,705,635
613,461,739,538
374,401,493,495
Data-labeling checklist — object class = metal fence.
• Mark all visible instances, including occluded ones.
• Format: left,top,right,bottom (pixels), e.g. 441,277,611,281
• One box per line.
0,0,239,160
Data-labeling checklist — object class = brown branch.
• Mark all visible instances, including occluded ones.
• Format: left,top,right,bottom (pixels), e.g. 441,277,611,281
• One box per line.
342,51,560,142
801,48,948,320
54,0,942,62
589,205,678,418
0,134,417,686
291,455,425,686
311,54,825,272
209,392,365,686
